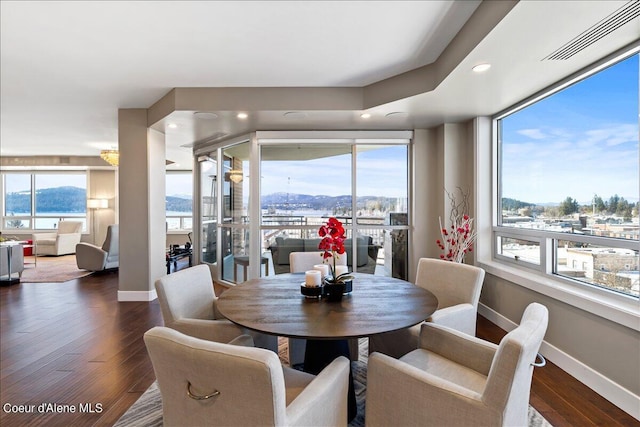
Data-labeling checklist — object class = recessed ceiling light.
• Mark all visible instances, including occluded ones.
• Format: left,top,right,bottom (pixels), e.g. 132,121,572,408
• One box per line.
284,112,307,119
167,123,178,129
385,112,408,119
194,112,218,120
237,112,248,119
360,113,371,119
472,63,491,73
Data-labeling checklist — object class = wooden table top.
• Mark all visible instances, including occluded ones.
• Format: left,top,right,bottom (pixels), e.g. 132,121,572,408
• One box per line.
217,273,438,340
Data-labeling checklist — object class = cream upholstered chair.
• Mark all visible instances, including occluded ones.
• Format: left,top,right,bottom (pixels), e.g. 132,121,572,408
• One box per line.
33,220,83,256
145,326,350,427
366,303,549,427
289,251,346,273
369,257,485,358
288,251,356,366
155,264,278,352
76,224,119,271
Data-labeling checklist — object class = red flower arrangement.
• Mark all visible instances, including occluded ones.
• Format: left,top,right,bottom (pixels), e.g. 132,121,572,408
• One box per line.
436,188,477,263
318,217,353,284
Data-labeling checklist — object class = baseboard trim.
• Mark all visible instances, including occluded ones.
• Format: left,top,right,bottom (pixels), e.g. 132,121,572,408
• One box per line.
117,289,157,302
479,303,640,421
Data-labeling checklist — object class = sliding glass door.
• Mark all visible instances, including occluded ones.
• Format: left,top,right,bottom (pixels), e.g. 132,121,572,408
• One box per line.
195,131,412,285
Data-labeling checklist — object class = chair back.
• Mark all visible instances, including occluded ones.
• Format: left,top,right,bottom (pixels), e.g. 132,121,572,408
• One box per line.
289,251,347,273
415,258,485,309
483,303,549,424
102,224,119,263
58,221,82,234
144,327,287,427
155,264,217,327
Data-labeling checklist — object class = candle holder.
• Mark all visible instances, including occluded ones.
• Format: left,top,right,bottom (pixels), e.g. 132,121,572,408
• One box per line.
300,284,323,298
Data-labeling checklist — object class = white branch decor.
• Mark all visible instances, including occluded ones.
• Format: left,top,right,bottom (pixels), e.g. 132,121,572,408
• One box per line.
436,187,477,263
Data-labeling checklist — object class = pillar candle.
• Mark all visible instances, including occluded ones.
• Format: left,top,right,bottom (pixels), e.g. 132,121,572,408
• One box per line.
334,265,349,277
305,270,321,287
313,264,329,279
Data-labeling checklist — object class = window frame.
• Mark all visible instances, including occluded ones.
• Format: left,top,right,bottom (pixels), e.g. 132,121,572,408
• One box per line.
484,44,640,331
1,171,89,232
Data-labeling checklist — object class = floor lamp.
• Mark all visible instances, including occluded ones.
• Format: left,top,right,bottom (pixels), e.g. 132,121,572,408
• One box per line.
87,199,108,244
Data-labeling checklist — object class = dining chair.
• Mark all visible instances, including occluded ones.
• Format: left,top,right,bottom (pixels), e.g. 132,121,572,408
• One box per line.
155,264,278,352
366,302,549,427
289,250,346,273
369,257,485,358
288,251,357,367
145,326,350,427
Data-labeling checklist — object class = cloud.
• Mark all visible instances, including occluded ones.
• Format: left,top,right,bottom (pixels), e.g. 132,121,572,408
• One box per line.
584,123,638,147
502,122,638,203
516,129,546,139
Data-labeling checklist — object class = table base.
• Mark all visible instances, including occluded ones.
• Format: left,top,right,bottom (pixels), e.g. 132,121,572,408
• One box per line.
304,339,357,422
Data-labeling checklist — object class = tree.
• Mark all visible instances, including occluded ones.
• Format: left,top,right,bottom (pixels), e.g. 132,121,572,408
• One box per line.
607,194,620,214
592,194,606,213
558,196,579,215
616,198,632,220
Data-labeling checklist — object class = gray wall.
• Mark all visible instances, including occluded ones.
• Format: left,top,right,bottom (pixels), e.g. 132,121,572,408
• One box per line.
481,273,640,396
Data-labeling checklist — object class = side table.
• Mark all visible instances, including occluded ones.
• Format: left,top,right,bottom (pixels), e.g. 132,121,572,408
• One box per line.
233,255,269,283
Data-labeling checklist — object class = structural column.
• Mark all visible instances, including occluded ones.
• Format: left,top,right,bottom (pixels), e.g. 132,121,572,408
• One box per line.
117,109,166,301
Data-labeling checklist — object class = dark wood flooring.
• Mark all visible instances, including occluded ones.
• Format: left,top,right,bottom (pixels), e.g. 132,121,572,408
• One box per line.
1,269,637,426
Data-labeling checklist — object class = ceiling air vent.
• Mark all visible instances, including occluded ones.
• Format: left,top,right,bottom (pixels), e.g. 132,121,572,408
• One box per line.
544,1,640,60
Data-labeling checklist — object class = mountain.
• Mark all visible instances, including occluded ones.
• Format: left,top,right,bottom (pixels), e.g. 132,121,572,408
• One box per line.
5,186,86,213
501,197,534,211
166,196,193,212
261,193,400,211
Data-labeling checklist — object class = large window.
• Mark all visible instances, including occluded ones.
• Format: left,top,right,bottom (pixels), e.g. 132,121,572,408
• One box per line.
496,51,639,298
166,171,193,232
2,172,88,231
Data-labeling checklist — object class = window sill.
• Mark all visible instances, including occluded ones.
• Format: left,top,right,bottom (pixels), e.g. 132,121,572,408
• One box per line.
478,258,640,332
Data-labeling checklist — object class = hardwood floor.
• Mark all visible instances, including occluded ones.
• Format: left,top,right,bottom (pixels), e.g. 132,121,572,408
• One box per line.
1,270,637,427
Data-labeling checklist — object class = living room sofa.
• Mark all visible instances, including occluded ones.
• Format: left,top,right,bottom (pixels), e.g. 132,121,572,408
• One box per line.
0,243,25,279
269,235,379,275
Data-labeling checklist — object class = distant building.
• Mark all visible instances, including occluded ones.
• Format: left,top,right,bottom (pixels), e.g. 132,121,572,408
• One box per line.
566,247,639,296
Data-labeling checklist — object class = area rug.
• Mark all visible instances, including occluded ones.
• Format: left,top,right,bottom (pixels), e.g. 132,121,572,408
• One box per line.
115,338,552,427
19,255,92,283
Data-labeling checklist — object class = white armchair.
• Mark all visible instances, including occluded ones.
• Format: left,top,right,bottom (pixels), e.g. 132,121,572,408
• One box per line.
155,264,278,352
366,303,549,427
76,224,118,271
369,257,485,358
144,326,350,427
33,220,83,256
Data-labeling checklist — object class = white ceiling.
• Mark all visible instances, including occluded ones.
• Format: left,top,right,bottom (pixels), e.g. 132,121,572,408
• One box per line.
1,1,638,169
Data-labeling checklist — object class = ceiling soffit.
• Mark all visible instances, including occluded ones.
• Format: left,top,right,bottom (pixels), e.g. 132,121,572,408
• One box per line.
147,1,517,132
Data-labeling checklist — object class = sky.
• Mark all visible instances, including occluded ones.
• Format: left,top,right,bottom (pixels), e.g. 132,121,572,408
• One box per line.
501,53,639,205
259,145,408,199
5,173,86,192
166,172,192,198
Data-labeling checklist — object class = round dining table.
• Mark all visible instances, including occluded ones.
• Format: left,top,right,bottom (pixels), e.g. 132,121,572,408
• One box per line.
217,272,438,422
